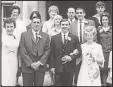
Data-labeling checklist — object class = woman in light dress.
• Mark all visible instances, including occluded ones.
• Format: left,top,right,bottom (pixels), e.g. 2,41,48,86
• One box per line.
42,5,59,33
48,14,63,37
77,26,104,86
2,17,19,86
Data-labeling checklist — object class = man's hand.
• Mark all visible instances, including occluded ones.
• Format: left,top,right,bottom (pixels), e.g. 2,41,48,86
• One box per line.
62,55,72,64
50,68,55,74
31,63,37,70
31,62,41,70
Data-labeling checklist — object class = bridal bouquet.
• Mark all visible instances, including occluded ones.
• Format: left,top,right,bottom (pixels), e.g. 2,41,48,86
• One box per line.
86,52,99,82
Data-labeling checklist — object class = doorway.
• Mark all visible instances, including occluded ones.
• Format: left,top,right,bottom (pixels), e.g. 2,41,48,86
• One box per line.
46,1,112,20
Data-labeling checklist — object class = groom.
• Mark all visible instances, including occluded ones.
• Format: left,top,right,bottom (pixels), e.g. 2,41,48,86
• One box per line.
50,19,81,86
19,11,51,86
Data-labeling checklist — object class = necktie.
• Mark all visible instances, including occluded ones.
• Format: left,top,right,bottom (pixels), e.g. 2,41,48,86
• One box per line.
64,34,66,45
80,21,82,42
36,32,38,42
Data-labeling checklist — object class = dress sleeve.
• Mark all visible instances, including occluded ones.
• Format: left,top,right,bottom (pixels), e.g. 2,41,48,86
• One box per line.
97,45,105,67
42,22,48,33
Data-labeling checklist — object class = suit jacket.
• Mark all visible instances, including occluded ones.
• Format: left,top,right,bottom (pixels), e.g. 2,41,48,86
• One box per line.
50,33,81,73
19,30,51,73
26,23,32,31
70,19,96,65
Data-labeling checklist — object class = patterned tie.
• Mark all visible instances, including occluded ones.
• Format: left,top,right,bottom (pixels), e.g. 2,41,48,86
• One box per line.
80,21,82,43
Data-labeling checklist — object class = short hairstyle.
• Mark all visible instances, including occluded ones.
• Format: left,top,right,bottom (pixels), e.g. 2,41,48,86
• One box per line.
100,12,111,26
10,5,21,15
48,5,59,14
54,14,63,21
30,11,41,20
67,7,75,12
84,26,97,38
4,17,16,28
96,1,105,8
53,15,63,26
60,19,70,25
76,7,86,13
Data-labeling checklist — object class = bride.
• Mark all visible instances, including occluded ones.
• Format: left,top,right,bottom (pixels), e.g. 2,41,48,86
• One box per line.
77,26,105,86
2,17,19,86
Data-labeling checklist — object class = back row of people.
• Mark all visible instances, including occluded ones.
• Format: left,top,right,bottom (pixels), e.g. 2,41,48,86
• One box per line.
2,1,112,86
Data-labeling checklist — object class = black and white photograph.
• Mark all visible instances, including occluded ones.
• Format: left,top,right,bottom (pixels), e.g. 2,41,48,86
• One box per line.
1,0,112,86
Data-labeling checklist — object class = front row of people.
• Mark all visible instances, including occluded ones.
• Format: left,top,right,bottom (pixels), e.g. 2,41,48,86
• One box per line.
2,15,112,86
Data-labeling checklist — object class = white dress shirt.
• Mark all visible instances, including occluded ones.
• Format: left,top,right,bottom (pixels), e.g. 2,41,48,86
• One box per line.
77,19,85,42
32,29,43,65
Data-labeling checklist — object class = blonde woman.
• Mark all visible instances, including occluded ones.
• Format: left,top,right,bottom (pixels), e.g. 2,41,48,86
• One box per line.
48,14,63,37
42,5,59,33
77,26,104,86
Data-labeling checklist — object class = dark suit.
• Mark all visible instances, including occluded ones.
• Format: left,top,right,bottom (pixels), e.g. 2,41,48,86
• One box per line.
50,33,81,86
19,29,50,86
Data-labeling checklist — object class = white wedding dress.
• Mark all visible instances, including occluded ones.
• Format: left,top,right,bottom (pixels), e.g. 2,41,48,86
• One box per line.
77,42,104,86
2,29,19,86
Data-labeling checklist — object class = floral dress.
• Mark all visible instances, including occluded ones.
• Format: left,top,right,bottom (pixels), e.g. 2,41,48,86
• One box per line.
77,42,104,86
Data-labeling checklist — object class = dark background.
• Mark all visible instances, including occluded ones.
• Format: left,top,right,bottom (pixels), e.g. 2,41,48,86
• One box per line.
46,1,112,20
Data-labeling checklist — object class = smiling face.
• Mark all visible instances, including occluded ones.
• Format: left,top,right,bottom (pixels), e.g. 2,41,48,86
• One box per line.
49,10,57,19
76,9,86,20
61,20,70,34
5,23,15,35
102,16,109,26
11,9,19,20
67,8,76,20
86,33,94,42
31,17,41,32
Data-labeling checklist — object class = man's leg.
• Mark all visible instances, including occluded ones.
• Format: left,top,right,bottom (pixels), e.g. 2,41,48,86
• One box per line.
74,62,81,86
22,72,34,86
61,69,73,86
55,72,62,86
34,71,45,86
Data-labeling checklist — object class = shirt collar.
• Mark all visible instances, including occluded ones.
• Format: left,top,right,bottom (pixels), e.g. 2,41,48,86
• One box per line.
61,31,69,37
78,18,85,23
32,29,40,37
68,18,75,22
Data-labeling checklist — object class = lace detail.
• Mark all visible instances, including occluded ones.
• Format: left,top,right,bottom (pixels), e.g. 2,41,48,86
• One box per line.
86,52,99,82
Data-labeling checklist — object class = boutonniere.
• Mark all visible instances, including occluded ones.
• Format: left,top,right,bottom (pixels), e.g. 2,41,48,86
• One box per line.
67,36,71,41
84,20,88,24
37,34,42,39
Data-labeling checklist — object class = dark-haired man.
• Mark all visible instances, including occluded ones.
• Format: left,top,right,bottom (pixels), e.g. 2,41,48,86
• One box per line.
19,14,51,86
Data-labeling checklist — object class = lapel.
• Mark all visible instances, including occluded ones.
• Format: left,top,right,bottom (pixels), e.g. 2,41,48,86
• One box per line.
58,33,64,47
64,33,72,48
30,30,37,44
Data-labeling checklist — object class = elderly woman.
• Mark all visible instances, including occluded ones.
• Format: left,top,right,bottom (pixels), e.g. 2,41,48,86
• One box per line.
98,13,112,86
42,5,59,33
48,14,63,37
2,17,19,86
77,26,104,86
